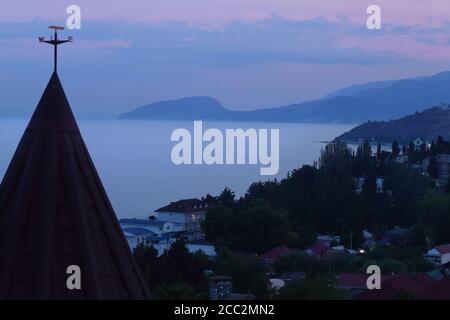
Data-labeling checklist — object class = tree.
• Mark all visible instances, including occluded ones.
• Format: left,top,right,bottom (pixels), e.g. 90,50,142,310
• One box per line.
377,142,382,160
296,226,317,249
215,254,268,299
392,288,416,300
274,252,322,275
402,144,407,155
235,200,292,252
427,156,439,179
153,283,199,300
408,141,415,158
134,239,207,294
217,187,235,207
165,239,206,287
392,141,400,159
133,241,158,272
362,172,377,196
202,206,236,246
445,177,450,193
417,193,450,244
204,199,293,253
436,135,446,154
319,142,353,178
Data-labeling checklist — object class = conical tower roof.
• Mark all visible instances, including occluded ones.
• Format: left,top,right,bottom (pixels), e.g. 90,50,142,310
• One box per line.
0,72,150,299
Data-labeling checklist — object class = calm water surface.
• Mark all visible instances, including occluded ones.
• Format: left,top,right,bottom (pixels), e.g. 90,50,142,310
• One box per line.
0,119,355,218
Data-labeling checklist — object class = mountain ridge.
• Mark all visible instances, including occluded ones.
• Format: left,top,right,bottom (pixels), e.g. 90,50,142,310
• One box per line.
334,105,450,143
118,71,450,123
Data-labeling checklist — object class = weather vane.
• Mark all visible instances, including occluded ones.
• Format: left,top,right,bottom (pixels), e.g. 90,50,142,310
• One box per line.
39,26,73,73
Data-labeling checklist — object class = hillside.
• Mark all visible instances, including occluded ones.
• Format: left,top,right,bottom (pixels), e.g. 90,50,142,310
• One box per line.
119,71,450,123
334,105,450,143
118,96,228,120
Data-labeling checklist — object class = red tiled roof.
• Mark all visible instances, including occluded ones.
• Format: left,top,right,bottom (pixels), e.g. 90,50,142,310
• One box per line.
355,275,430,300
387,275,429,293
435,244,450,254
419,277,450,300
308,243,330,256
415,273,438,286
338,273,392,290
260,246,291,260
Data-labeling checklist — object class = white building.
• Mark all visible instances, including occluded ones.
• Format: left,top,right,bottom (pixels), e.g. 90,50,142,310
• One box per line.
414,138,424,150
120,218,180,235
152,199,209,240
122,227,155,249
119,218,181,249
424,244,450,265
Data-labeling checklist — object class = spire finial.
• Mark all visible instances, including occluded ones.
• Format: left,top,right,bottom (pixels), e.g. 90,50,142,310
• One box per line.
39,26,73,73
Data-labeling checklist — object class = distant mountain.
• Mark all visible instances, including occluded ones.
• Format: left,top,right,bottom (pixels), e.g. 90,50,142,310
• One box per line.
119,71,450,123
334,105,450,143
324,79,397,99
118,96,228,120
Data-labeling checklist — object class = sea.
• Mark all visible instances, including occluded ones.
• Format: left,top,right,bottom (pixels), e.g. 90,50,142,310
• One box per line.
0,119,355,219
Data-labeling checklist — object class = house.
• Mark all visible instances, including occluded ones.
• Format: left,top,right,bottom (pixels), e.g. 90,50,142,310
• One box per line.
120,218,193,254
279,271,306,283
260,246,292,265
355,274,432,300
269,278,285,290
363,230,373,240
210,276,255,300
424,244,450,265
395,154,408,164
152,199,209,240
331,245,346,253
414,138,424,150
412,158,430,175
306,243,330,258
120,218,180,235
440,261,450,276
378,228,408,246
337,273,393,297
317,234,341,246
122,227,155,249
362,239,377,251
353,273,449,300
418,277,450,300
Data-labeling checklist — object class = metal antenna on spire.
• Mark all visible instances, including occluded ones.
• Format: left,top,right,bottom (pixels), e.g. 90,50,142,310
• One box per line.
39,26,73,73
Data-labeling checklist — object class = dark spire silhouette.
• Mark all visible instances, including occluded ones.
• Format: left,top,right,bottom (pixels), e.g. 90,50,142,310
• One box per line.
39,26,73,73
0,27,150,299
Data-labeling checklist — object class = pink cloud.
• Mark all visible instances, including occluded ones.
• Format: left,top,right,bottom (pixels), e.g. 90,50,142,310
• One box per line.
1,0,449,27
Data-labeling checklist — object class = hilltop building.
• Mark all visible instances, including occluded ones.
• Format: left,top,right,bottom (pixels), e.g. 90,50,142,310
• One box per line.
424,244,450,265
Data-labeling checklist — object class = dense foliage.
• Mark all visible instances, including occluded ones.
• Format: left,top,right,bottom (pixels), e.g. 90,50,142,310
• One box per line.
203,141,435,253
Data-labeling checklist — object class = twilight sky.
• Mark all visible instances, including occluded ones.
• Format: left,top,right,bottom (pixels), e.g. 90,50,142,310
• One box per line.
0,0,450,118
